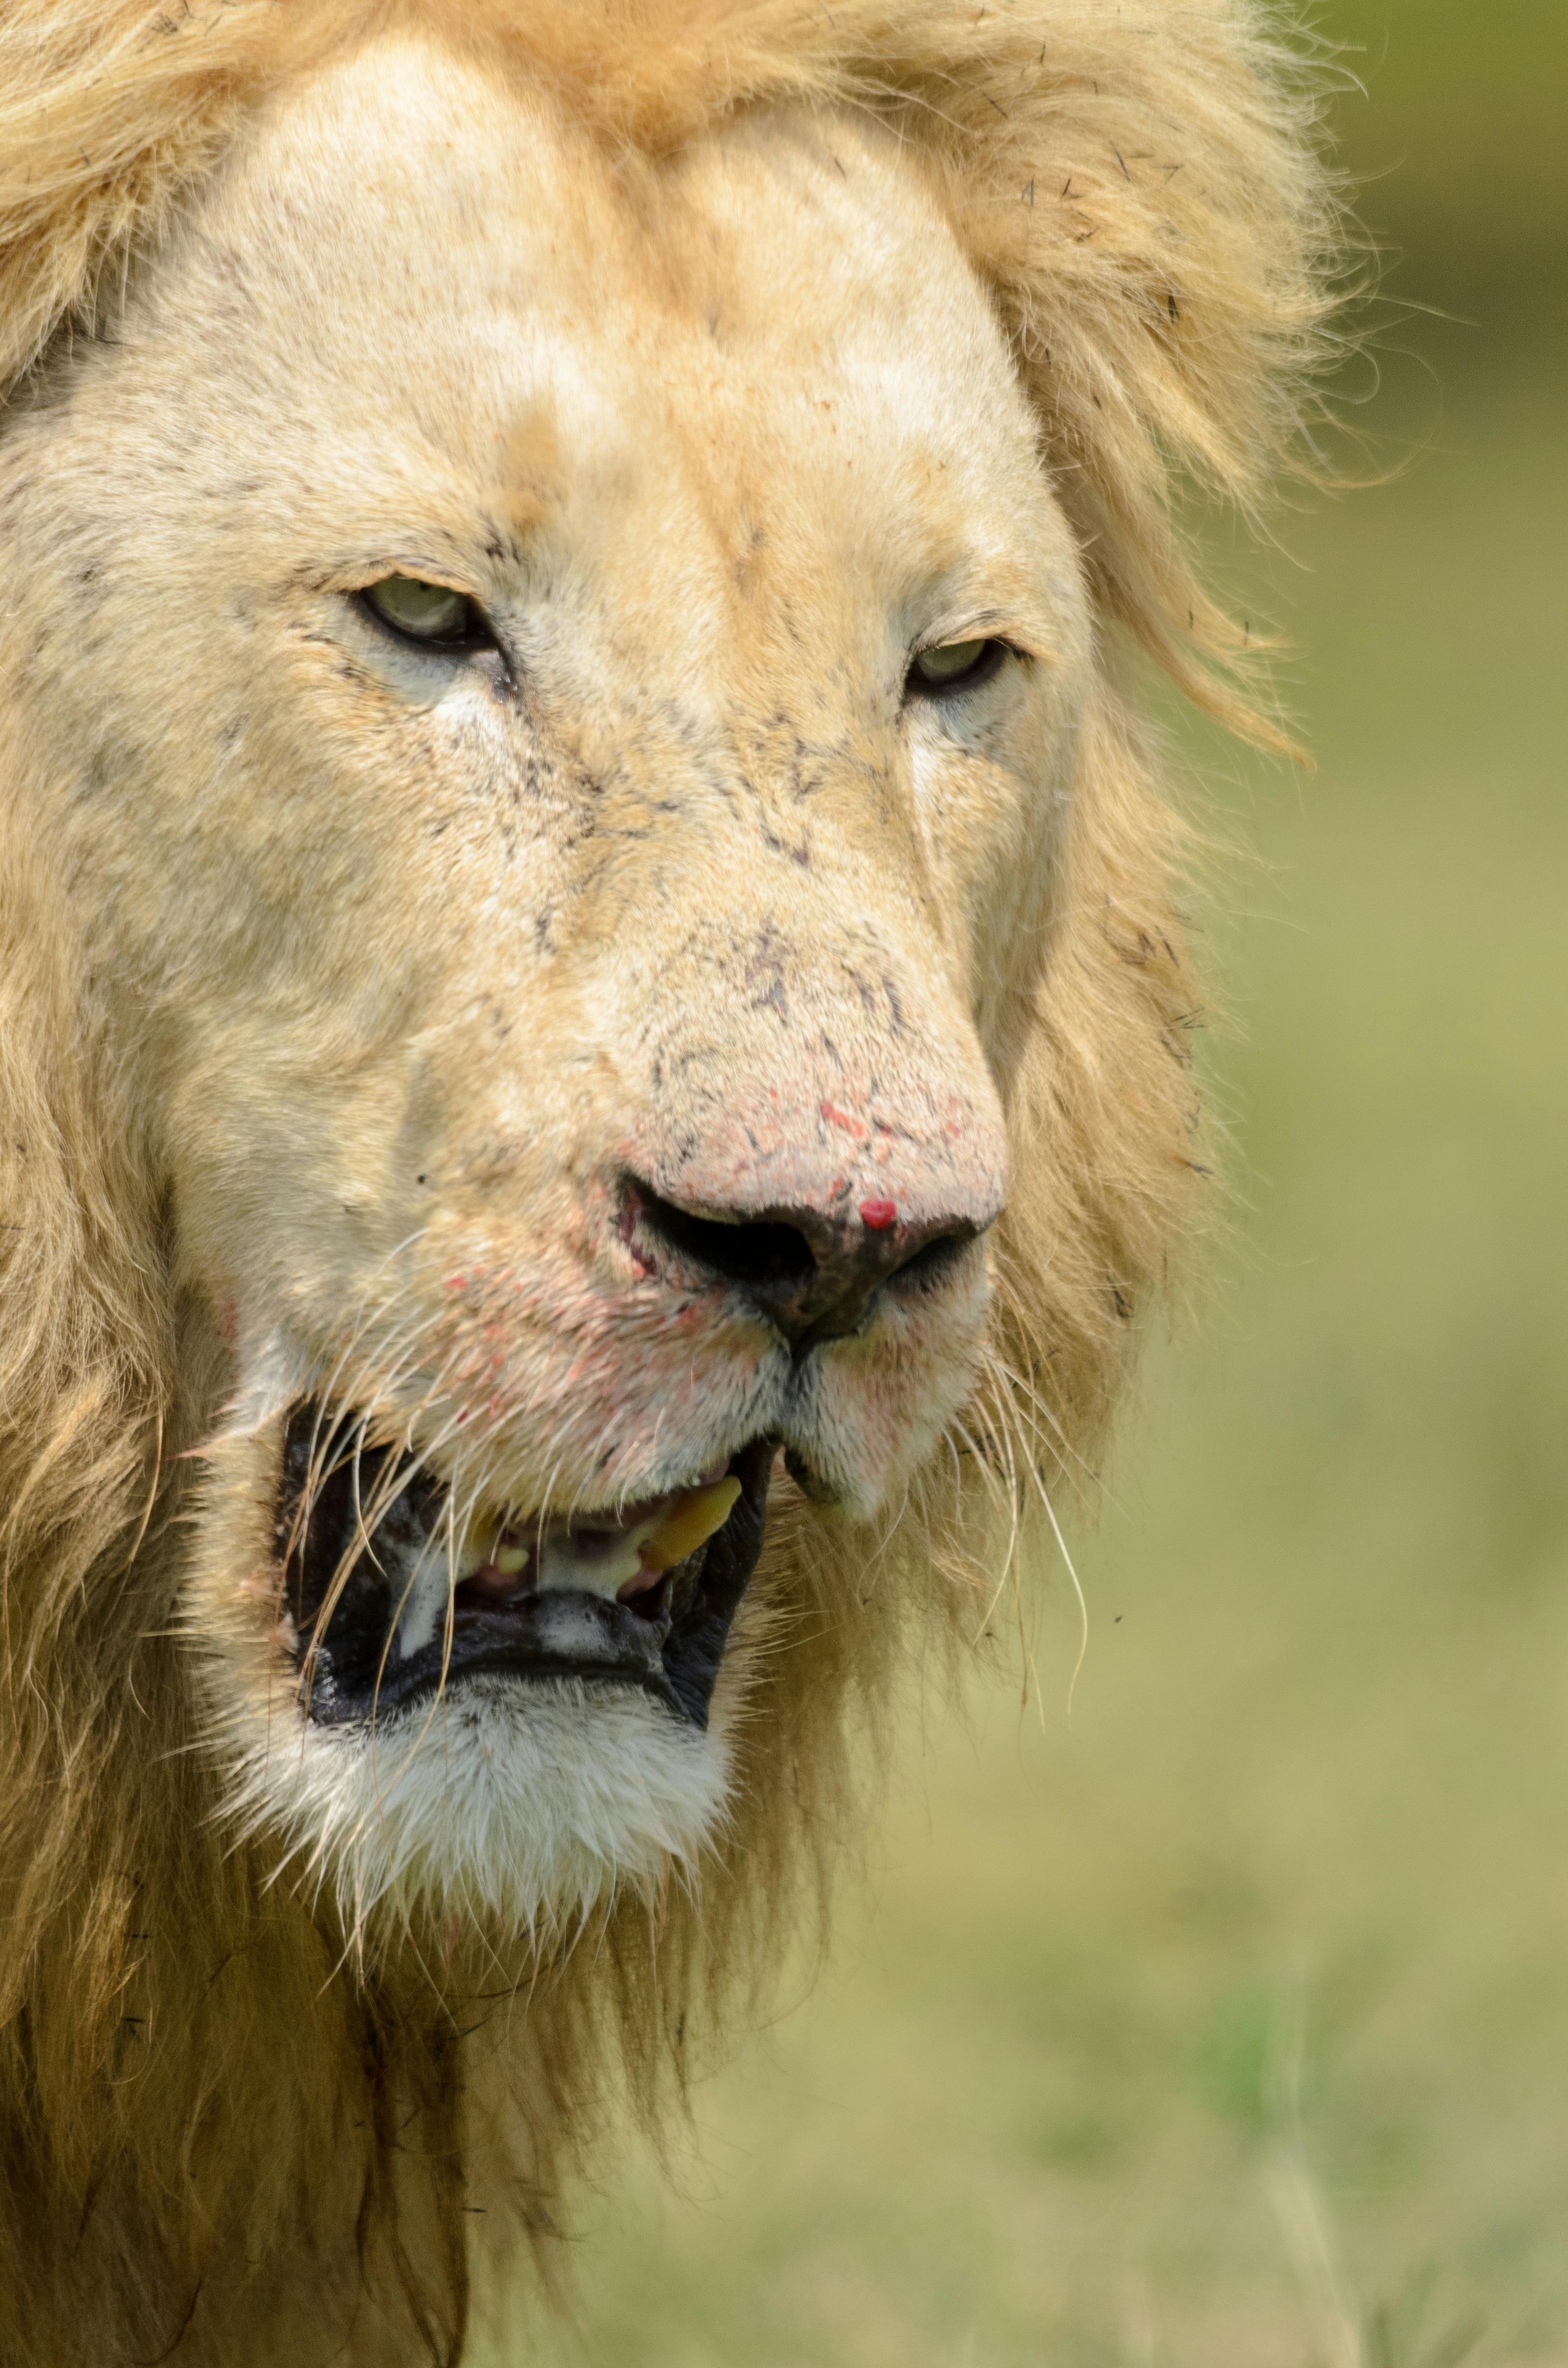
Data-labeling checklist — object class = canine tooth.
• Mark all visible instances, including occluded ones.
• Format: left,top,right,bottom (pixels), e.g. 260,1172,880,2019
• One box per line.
395,1555,449,1662
639,1478,741,1574
491,1543,530,1577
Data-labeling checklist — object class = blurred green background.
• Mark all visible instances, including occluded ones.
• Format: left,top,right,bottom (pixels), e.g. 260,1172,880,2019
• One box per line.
524,8,1568,2363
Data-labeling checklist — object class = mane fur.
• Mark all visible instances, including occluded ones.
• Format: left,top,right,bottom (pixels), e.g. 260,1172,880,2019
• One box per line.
0,4,1338,2358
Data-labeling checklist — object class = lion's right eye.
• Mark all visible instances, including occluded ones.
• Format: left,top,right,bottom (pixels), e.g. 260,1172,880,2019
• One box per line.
361,575,489,649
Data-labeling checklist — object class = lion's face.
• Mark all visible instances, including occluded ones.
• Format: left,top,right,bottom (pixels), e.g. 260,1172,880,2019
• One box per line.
5,34,1091,1927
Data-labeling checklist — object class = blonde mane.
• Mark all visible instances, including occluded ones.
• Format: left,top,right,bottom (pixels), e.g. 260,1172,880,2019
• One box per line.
0,4,1337,2358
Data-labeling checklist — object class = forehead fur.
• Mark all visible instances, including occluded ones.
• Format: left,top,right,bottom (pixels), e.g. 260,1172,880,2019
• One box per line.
129,46,1057,615
0,0,1336,731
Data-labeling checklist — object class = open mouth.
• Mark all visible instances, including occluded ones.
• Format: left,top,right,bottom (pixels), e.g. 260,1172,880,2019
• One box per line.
275,1406,775,1731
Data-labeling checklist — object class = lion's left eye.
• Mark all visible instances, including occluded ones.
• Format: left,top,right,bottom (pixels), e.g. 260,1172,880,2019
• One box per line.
906,637,1007,696
361,575,490,649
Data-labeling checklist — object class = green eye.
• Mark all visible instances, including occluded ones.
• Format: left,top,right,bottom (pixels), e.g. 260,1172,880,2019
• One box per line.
908,637,1006,695
362,575,485,648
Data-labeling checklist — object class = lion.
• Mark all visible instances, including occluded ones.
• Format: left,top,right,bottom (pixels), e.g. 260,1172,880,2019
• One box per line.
0,2,1334,2359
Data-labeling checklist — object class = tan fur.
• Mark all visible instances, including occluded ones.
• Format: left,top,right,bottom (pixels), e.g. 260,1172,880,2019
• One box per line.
0,5,1335,2359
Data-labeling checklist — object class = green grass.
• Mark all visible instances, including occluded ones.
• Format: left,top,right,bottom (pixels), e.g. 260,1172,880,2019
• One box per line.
500,327,1568,2368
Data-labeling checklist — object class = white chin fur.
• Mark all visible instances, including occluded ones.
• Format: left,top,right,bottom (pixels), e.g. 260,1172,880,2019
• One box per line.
228,1675,731,1938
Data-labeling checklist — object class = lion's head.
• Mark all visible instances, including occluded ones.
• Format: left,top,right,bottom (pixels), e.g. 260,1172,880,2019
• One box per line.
0,3,1332,2358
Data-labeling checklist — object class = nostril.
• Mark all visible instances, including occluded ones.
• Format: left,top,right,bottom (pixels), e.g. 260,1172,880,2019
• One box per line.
887,1224,978,1295
629,1184,818,1293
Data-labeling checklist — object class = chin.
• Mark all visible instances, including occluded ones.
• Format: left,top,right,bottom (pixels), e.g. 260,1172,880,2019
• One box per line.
227,1676,735,1939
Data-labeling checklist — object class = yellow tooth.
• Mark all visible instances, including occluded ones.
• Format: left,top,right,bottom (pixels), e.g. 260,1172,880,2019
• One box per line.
639,1478,741,1575
492,1544,529,1576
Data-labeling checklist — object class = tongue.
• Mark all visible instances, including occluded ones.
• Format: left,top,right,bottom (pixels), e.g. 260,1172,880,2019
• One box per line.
537,1524,647,1598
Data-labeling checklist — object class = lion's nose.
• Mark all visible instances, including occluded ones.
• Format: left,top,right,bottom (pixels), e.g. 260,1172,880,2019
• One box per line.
623,1179,988,1349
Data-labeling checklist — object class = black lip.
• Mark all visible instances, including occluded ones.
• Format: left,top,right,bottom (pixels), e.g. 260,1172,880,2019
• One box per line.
274,1411,773,1732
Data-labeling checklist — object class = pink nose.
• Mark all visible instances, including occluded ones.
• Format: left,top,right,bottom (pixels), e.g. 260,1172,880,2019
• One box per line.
620,1176,992,1349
